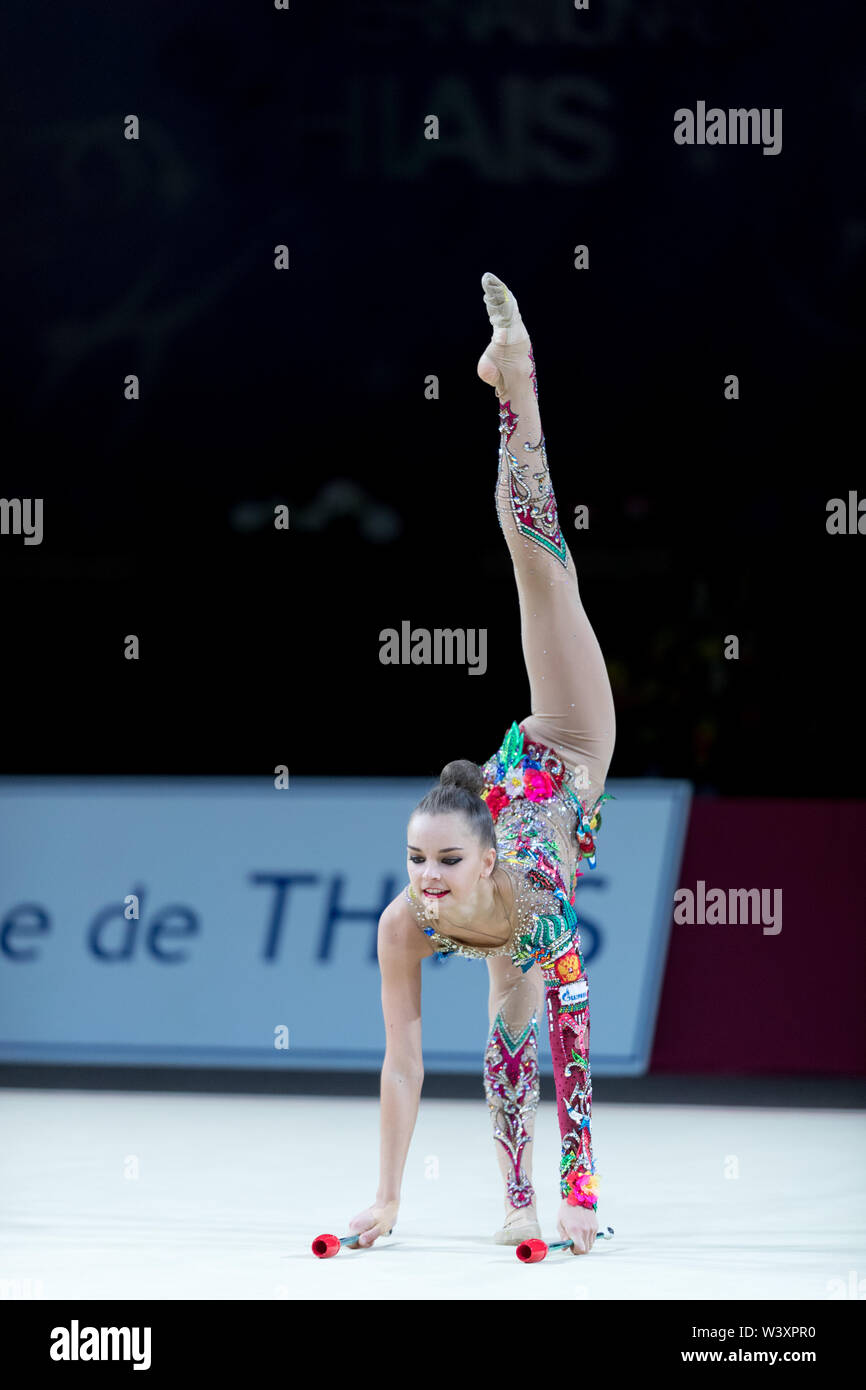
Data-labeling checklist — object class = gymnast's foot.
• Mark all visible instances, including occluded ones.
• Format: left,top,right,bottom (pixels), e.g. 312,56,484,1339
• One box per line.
477,271,535,398
493,1200,541,1245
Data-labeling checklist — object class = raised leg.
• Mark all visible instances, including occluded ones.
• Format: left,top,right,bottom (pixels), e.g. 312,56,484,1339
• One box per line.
478,273,616,803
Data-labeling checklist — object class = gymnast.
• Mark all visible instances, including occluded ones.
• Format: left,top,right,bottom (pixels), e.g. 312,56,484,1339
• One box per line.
349,273,616,1254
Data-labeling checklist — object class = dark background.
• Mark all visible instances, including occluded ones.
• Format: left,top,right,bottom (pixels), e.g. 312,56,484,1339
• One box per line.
2,0,863,793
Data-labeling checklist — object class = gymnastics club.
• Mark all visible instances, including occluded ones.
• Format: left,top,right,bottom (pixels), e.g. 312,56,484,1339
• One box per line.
311,1228,394,1257
516,1226,614,1262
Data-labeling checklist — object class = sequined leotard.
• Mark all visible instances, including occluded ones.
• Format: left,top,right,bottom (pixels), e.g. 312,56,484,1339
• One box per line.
404,719,613,1209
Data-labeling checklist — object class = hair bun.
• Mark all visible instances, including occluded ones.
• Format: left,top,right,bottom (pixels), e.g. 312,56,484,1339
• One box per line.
439,759,485,797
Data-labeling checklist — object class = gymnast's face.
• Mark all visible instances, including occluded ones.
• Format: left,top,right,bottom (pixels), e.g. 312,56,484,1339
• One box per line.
407,811,496,918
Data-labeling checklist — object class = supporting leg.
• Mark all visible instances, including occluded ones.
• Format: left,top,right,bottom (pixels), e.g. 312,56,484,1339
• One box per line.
485,954,544,1242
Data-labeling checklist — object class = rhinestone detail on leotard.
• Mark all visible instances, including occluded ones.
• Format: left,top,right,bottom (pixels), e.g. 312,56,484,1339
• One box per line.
496,345,568,567
403,722,611,968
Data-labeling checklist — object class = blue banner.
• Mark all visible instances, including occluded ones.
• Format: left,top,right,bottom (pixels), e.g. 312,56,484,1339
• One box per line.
0,776,690,1075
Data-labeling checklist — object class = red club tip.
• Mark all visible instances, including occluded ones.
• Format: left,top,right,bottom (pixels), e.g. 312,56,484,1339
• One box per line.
311,1233,341,1258
516,1238,549,1263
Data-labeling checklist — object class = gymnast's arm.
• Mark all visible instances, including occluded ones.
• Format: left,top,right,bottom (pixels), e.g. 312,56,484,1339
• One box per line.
348,897,433,1248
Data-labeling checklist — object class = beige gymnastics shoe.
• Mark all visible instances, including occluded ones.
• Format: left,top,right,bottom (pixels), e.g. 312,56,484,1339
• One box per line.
477,271,535,397
493,1207,542,1245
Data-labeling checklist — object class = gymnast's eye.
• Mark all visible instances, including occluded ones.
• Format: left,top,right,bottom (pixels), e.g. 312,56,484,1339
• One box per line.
408,856,462,865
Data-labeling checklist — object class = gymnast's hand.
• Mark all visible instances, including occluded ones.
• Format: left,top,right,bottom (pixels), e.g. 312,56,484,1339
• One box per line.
347,1198,400,1249
557,1198,598,1254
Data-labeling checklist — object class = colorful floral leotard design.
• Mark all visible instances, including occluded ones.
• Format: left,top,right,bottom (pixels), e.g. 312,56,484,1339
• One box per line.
404,721,613,1210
